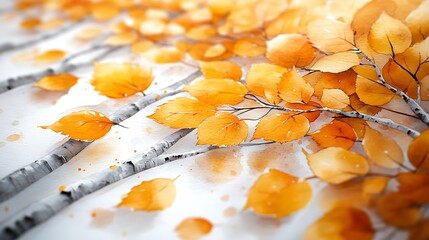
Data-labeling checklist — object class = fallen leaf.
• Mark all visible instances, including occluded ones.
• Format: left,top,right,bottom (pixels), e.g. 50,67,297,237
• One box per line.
245,169,312,218
197,112,248,146
39,110,113,141
148,97,216,128
175,217,213,240
253,114,309,143
117,178,176,211
305,147,369,184
35,73,78,91
92,62,153,98
184,78,247,106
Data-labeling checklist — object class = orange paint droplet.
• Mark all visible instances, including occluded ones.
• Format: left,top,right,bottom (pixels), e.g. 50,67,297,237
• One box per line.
247,145,292,174
145,126,153,135
90,208,114,228
11,120,19,126
109,165,117,170
78,168,82,171
155,95,161,100
69,214,75,218
58,185,67,191
6,134,22,142
195,148,242,183
221,195,229,202
122,232,128,237
223,207,237,217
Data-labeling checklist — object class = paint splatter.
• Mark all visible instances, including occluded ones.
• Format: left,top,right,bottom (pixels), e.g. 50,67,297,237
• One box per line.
221,195,229,202
6,133,22,142
195,148,242,183
223,207,237,217
247,144,293,174
90,208,114,228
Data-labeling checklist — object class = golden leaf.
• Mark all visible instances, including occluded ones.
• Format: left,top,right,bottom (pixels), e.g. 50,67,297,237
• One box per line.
305,147,369,184
405,1,429,43
307,18,355,53
200,61,242,81
35,74,78,91
311,52,360,73
376,193,421,228
117,178,176,211
314,70,357,98
253,114,309,143
92,62,153,98
363,126,404,168
91,2,119,21
278,68,314,103
356,76,395,106
321,89,350,109
197,112,248,146
20,18,41,29
368,12,412,55
285,102,321,122
175,217,213,240
35,50,66,63
233,37,266,57
311,120,357,149
409,219,429,240
143,48,185,63
131,40,155,54
362,176,389,195
351,0,397,36
104,32,138,46
39,110,113,141
398,173,429,204
408,129,429,171
245,169,312,218
266,34,317,68
76,27,102,41
184,78,247,106
304,207,374,240
148,97,216,128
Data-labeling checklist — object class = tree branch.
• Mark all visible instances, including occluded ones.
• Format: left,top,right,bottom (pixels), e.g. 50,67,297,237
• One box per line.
0,45,121,93
0,128,192,240
358,50,429,125
0,18,88,55
0,71,202,203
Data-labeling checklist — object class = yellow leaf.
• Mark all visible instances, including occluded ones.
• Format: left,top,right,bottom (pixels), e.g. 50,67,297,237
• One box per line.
175,217,213,240
35,50,66,63
148,97,216,128
117,178,176,211
184,78,247,106
305,147,369,184
92,62,153,98
408,129,429,171
204,44,226,58
362,176,389,195
311,120,357,150
143,48,185,64
349,94,381,115
200,61,242,81
368,12,412,55
321,89,350,109
405,1,429,43
266,34,317,68
307,18,355,53
197,113,248,146
20,18,41,29
311,52,360,73
245,63,287,104
233,37,266,57
39,110,113,141
314,70,357,97
185,25,217,41
91,2,119,21
35,73,78,91
131,40,155,54
304,207,374,240
104,32,138,46
245,169,312,218
353,65,379,81
356,76,395,105
278,68,314,103
351,0,397,36
76,27,102,41
253,114,309,143
363,126,404,168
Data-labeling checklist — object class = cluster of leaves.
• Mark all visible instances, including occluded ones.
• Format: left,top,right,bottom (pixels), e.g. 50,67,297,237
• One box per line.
14,0,429,239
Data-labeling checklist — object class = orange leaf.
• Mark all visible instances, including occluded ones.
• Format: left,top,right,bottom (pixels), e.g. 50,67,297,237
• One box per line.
285,102,321,122
233,37,266,57
352,65,379,81
200,61,242,81
398,173,429,204
131,40,155,54
39,110,113,141
35,73,78,91
349,94,381,115
336,118,368,139
408,129,429,171
76,27,102,41
20,18,41,29
311,120,357,149
253,114,309,143
368,12,412,55
184,78,247,106
197,113,248,146
266,34,317,68
405,1,429,43
91,2,119,21
40,18,64,30
321,89,350,109
245,169,312,218
307,18,355,53
189,42,234,62
304,207,374,240
311,52,360,73
376,192,421,228
278,68,314,103
185,25,217,41
35,50,66,63
264,8,305,38
117,178,176,211
245,63,287,104
175,217,213,240
104,32,138,46
92,62,153,98
351,0,397,36
363,126,403,168
362,176,389,195
409,219,429,240
143,48,185,63
356,76,395,105
148,97,216,128
314,70,357,98
305,147,369,184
